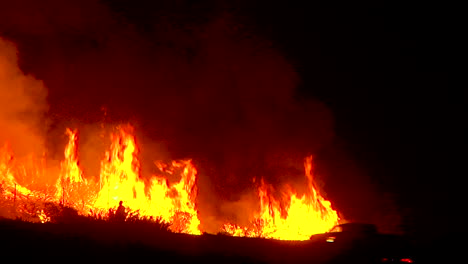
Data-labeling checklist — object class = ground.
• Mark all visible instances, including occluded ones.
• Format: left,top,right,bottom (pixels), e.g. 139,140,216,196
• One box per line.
1,218,434,264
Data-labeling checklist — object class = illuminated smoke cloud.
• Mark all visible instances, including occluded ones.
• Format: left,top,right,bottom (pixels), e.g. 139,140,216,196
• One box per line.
0,38,48,158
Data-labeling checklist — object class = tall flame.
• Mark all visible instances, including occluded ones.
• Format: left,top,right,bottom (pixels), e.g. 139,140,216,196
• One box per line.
55,128,86,206
92,125,201,234
93,125,147,212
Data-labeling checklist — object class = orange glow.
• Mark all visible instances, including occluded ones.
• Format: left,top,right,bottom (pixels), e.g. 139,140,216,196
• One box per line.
400,258,414,263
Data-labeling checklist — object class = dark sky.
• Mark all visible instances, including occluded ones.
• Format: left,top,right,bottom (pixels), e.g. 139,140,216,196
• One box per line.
0,0,460,239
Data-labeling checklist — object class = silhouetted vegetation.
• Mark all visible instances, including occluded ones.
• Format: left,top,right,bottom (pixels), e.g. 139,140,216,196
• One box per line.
38,202,172,232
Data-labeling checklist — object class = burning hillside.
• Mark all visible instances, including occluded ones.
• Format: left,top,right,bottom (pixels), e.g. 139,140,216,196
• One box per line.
1,4,343,240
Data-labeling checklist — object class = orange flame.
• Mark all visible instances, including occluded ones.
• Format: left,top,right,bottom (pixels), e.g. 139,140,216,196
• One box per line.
0,144,32,197
2,125,338,239
55,128,87,206
90,125,201,234
223,156,339,240
1,125,201,233
1,144,53,222
0,144,47,199
148,159,201,234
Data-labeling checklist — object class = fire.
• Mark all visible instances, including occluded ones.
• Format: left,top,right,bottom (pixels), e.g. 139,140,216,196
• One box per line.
93,125,148,214
92,125,201,234
148,159,201,234
1,125,201,234
223,156,339,240
1,125,337,239
0,144,48,200
1,35,340,240
37,209,50,223
55,128,87,207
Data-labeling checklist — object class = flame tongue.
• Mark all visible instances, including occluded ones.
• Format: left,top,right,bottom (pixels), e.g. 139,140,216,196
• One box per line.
55,128,86,206
93,125,147,212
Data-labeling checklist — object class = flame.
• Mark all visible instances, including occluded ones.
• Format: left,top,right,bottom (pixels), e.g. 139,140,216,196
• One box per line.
37,209,50,223
223,156,339,240
1,144,53,222
93,125,148,213
0,144,48,199
2,124,338,239
1,36,339,239
1,144,30,197
55,128,87,207
91,125,201,234
1,125,201,233
148,159,201,234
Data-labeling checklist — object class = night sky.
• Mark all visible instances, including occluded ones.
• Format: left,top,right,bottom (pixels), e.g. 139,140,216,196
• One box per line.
0,0,459,241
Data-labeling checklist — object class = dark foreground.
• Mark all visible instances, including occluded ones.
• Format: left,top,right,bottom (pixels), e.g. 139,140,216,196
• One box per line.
1,219,421,263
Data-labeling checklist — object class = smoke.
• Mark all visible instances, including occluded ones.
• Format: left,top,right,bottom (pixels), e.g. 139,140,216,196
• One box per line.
0,38,48,157
0,0,397,233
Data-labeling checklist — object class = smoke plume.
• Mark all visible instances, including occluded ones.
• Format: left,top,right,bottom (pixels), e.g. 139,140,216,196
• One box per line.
0,38,48,157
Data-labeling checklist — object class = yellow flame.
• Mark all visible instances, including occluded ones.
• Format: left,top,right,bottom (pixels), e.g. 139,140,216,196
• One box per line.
2,126,202,232
1,144,41,198
223,156,339,240
93,125,201,234
55,128,86,205
2,125,338,239
37,209,50,223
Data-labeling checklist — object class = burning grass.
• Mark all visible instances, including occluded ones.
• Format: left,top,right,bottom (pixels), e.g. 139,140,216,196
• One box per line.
1,124,339,239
